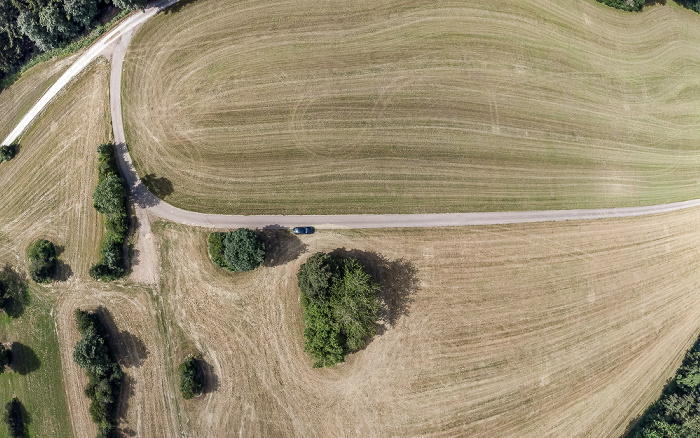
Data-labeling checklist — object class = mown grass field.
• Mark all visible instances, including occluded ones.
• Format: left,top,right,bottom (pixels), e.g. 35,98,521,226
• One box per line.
150,210,700,438
0,60,111,437
0,53,78,143
124,0,700,214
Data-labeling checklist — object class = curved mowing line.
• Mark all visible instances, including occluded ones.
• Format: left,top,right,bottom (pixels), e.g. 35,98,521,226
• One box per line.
7,0,700,229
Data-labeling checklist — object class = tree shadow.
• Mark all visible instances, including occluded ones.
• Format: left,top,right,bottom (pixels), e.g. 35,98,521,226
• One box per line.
97,307,149,369
645,0,666,5
200,358,220,395
0,265,29,318
117,373,135,424
10,342,40,375
53,245,72,281
260,230,308,268
162,0,200,14
141,174,174,199
329,248,420,333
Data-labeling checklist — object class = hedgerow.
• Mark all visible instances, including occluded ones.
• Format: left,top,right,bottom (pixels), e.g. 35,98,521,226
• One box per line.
72,309,123,438
90,143,129,281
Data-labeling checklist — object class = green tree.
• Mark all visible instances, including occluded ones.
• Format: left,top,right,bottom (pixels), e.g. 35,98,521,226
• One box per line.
297,252,340,304
331,259,380,351
112,0,146,11
26,238,56,283
2,397,24,438
92,174,126,215
207,232,227,268
63,0,97,27
73,327,111,377
178,355,205,399
16,9,56,51
223,228,266,272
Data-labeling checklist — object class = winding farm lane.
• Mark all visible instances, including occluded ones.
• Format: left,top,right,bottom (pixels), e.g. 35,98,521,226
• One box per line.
7,0,700,230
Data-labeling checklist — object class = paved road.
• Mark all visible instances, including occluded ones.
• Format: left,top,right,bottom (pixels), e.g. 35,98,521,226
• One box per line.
9,1,700,229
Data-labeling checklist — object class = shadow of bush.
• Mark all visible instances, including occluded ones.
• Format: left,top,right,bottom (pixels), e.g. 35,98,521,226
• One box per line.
10,342,40,375
0,265,29,318
260,229,308,267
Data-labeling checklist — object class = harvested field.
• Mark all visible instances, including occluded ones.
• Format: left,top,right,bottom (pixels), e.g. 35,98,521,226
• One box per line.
0,53,79,142
124,0,700,214
0,59,177,438
153,209,700,438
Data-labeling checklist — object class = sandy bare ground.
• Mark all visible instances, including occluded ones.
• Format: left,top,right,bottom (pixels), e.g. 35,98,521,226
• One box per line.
152,209,700,438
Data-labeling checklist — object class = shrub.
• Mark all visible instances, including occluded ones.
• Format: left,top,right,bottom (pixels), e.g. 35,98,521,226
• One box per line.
298,253,380,367
223,228,266,272
0,144,16,163
178,355,205,399
207,232,227,268
26,239,56,283
3,397,24,438
93,174,126,215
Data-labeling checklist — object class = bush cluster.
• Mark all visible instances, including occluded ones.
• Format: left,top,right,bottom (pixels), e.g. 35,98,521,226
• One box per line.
26,239,56,283
178,355,205,399
207,229,265,272
0,143,17,163
3,397,25,438
89,143,128,281
298,253,380,367
72,309,122,438
595,0,644,11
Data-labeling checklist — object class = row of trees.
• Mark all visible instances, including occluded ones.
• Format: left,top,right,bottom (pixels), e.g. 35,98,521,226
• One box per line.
597,0,700,12
631,338,700,437
0,0,146,82
90,143,128,281
73,309,123,438
298,252,380,367
207,228,266,272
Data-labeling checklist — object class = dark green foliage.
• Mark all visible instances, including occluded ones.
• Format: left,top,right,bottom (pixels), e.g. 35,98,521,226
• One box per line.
3,397,24,438
595,0,644,11
73,309,122,438
207,232,227,268
632,342,700,437
93,174,126,215
222,228,266,272
111,0,145,11
298,253,380,367
0,143,17,162
297,252,340,304
91,144,128,281
26,238,56,283
178,355,204,399
677,0,700,12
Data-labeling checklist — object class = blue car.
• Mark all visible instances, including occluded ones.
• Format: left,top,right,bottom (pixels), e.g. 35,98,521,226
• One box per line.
292,226,315,235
